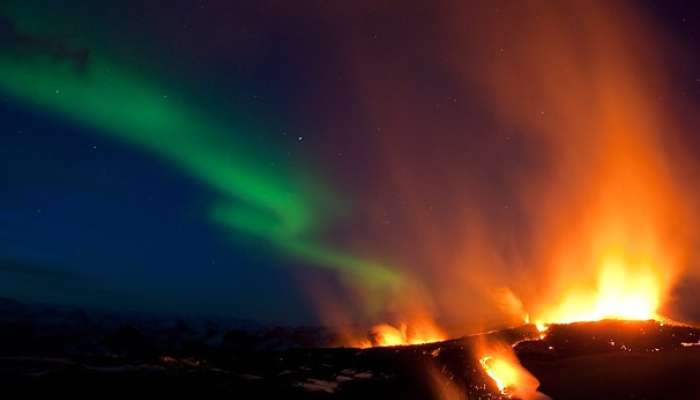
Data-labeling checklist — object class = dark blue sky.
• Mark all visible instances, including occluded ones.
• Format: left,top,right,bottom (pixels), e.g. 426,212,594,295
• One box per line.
0,97,311,321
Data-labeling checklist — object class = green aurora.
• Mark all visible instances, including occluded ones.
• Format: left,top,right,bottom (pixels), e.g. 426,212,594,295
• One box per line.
0,15,401,291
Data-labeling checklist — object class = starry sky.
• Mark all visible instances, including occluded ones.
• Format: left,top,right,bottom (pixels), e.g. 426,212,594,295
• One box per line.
3,1,700,325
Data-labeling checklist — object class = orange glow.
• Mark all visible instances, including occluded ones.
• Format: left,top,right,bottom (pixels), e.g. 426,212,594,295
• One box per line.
371,323,411,347
309,0,699,342
477,342,546,400
535,321,547,333
517,249,667,326
535,251,664,324
480,356,521,394
351,319,446,348
428,365,465,400
455,1,691,330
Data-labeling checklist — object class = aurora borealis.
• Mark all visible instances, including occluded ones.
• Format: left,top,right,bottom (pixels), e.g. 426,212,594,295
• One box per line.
3,1,700,327
0,1,404,321
0,18,400,288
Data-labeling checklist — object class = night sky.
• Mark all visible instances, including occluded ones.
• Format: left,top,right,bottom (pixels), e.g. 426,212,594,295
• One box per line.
3,1,700,326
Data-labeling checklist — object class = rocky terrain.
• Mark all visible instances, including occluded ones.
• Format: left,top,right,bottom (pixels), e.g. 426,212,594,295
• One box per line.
1,298,699,399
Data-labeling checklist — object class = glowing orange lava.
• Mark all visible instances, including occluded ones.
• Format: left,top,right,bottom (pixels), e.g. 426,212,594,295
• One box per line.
478,342,547,400
532,247,669,326
353,320,446,348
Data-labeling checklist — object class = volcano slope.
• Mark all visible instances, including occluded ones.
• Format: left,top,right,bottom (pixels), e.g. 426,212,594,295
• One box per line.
1,315,699,399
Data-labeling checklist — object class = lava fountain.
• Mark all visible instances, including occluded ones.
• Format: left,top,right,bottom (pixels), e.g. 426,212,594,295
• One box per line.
446,1,696,329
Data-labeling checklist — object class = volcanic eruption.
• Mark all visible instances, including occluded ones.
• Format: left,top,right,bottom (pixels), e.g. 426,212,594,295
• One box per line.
318,1,700,398
2,1,700,399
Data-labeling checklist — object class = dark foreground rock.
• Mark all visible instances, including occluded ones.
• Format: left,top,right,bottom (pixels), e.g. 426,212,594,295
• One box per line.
1,317,699,399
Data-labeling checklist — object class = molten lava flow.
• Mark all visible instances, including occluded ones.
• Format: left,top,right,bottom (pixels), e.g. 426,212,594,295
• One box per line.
480,356,520,394
477,342,547,400
353,319,446,348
